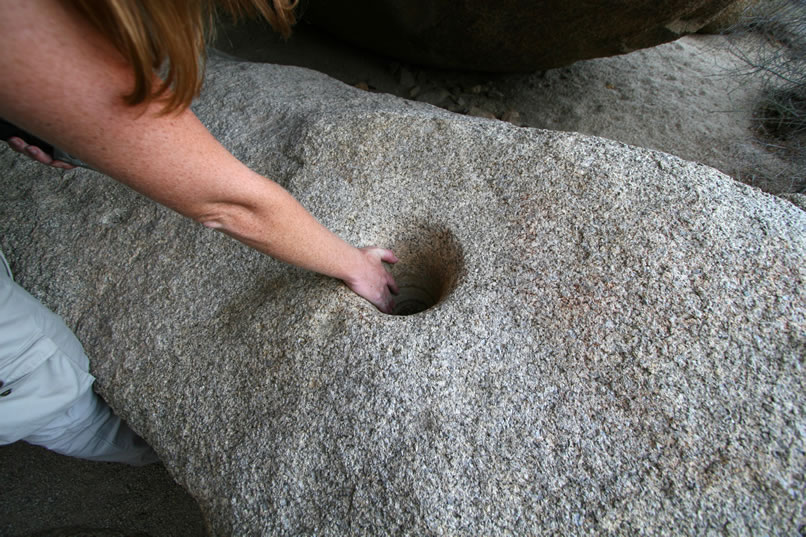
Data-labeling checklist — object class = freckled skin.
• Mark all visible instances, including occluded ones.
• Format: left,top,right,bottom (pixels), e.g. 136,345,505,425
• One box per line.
0,0,399,313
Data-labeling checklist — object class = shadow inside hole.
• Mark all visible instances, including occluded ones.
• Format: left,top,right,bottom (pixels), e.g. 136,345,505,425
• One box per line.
393,285,437,316
386,223,464,316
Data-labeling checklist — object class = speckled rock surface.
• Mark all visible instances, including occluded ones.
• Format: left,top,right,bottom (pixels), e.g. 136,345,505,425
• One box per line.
301,0,735,71
780,192,806,211
1,56,804,535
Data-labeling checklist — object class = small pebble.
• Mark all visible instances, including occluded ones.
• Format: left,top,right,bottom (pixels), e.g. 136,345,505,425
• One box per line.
467,106,497,120
501,109,521,124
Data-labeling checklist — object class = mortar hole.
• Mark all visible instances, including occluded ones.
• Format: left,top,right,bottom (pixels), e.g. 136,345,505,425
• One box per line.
385,224,463,316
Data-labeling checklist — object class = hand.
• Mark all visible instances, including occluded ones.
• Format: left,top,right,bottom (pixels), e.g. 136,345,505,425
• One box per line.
343,247,400,314
6,136,75,169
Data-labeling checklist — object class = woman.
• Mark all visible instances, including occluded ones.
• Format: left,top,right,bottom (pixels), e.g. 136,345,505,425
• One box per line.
0,0,398,463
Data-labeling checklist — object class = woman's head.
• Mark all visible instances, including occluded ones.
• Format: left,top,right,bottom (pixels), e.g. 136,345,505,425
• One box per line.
75,0,297,113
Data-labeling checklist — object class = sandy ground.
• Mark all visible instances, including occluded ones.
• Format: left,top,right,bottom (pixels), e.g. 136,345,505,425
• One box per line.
1,20,802,537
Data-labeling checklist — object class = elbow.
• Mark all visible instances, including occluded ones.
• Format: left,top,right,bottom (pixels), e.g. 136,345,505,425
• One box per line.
190,201,266,244
199,216,225,231
191,203,242,233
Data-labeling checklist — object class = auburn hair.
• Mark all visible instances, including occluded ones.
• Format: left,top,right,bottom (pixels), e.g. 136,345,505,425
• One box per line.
74,0,297,113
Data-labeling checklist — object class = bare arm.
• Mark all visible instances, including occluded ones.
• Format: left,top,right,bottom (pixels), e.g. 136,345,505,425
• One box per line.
0,0,398,312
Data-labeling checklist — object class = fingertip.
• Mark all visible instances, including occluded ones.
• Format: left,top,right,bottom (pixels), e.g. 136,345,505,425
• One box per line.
382,250,399,264
7,137,27,153
25,145,52,165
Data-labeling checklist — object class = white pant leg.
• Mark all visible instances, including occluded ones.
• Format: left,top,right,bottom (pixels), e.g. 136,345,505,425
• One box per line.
24,384,159,466
0,249,158,465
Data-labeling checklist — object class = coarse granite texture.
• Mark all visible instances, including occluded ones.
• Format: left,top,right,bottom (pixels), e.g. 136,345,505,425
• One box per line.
1,55,804,536
781,192,806,212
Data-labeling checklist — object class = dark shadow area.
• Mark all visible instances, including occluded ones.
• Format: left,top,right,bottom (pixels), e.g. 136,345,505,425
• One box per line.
213,18,406,93
212,17,504,101
0,442,206,537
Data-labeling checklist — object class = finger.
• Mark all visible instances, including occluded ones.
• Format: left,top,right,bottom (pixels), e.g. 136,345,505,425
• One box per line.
388,275,399,295
24,145,55,165
51,160,76,170
379,250,399,264
379,292,395,314
7,136,27,154
369,286,393,314
372,296,387,314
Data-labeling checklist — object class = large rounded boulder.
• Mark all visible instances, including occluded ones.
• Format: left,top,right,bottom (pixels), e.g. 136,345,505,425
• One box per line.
302,0,736,71
2,55,804,535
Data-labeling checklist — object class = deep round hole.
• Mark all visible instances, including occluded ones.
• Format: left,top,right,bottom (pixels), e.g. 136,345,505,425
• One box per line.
385,224,463,316
393,285,437,316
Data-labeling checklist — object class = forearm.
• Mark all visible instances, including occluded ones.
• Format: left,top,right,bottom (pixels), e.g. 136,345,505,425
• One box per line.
196,165,366,281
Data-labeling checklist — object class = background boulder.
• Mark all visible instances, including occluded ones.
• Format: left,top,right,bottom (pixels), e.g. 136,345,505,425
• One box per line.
300,0,736,71
1,56,804,535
